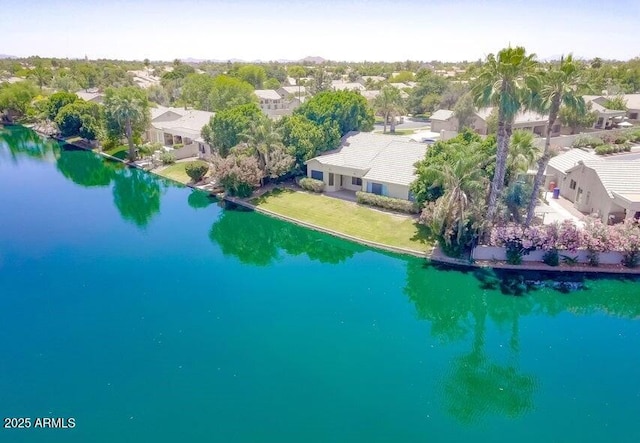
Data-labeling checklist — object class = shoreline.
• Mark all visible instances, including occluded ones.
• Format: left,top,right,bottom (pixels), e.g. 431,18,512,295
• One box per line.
24,125,640,276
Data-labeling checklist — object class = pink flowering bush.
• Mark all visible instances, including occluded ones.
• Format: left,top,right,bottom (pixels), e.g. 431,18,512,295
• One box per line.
488,218,640,267
611,220,640,268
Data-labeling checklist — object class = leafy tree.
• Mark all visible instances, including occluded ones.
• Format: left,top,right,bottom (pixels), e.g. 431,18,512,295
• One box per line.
295,90,374,136
201,103,264,157
208,75,256,111
146,85,170,106
558,102,597,134
181,73,216,110
279,114,340,166
240,118,294,182
453,92,476,131
45,91,78,120
603,95,628,111
51,73,81,93
406,73,448,115
525,55,585,226
263,78,281,90
236,65,266,89
373,85,405,133
210,153,262,197
472,46,538,225
184,161,209,182
74,63,99,90
0,81,38,123
390,71,415,83
29,61,52,91
440,82,469,110
55,100,101,139
103,87,151,161
288,66,306,85
412,130,496,206
308,67,332,95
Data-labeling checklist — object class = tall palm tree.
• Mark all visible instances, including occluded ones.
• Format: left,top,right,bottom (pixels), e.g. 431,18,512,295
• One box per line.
374,85,405,133
524,55,585,226
506,130,538,185
472,46,538,224
422,146,488,249
240,119,293,183
106,89,149,161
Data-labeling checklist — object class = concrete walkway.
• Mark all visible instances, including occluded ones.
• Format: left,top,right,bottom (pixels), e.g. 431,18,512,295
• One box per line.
539,192,586,227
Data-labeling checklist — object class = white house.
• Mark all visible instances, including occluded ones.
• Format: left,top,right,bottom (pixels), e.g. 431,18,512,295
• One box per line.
146,106,214,159
544,148,598,189
561,159,640,223
254,89,300,119
304,132,427,201
76,90,105,104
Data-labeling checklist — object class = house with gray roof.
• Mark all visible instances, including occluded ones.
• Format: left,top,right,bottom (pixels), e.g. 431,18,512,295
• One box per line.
146,106,214,159
544,148,598,189
561,158,640,223
304,132,427,200
255,89,300,119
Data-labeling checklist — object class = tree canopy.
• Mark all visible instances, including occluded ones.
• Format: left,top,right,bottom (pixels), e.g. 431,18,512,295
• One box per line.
201,103,264,157
295,90,374,136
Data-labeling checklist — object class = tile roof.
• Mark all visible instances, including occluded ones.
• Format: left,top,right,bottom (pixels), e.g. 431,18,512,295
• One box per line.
331,81,366,91
575,159,640,197
430,109,455,121
475,107,549,124
254,89,282,100
547,149,598,174
151,108,214,137
307,132,427,187
278,85,306,95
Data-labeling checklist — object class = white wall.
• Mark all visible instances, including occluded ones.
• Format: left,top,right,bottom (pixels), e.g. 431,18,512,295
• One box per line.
472,246,625,265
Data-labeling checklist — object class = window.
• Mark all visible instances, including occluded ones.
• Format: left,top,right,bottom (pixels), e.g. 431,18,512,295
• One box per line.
328,173,334,186
351,176,362,186
569,179,576,190
371,183,383,195
630,113,638,120
311,170,323,181
576,188,583,203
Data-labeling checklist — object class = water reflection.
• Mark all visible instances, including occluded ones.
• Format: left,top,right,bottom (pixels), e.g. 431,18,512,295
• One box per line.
188,189,216,210
0,125,58,162
112,167,162,228
56,146,119,187
209,209,365,265
405,260,640,423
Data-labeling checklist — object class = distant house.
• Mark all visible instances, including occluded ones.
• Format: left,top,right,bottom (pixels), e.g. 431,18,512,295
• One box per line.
76,90,105,104
146,106,214,159
544,148,598,189
277,85,306,99
330,81,366,92
429,107,560,137
357,76,386,86
304,132,427,201
255,89,299,118
361,90,381,102
561,159,640,222
582,95,628,129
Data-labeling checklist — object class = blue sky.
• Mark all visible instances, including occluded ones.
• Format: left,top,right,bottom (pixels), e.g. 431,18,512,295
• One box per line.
4,0,640,62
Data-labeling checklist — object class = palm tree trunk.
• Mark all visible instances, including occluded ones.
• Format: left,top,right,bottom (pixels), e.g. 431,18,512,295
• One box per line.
126,118,135,161
486,109,510,223
390,113,396,133
383,112,388,134
524,99,560,226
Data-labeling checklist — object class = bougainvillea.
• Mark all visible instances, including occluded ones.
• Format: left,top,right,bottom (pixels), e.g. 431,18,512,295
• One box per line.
488,218,640,267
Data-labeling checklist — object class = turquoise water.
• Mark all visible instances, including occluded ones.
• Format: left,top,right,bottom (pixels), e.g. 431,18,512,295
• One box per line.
1,126,640,442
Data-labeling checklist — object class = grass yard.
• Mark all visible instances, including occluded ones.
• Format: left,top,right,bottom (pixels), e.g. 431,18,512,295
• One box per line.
252,189,433,252
155,163,191,184
104,145,128,160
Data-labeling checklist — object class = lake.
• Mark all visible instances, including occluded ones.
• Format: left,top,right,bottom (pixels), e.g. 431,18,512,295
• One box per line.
1,126,639,442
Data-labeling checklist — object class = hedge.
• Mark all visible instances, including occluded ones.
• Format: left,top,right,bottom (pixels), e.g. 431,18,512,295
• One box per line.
299,177,325,193
571,135,604,148
185,161,209,182
356,191,419,214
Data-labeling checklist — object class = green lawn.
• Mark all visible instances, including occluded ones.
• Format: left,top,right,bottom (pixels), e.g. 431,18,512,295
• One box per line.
252,189,432,252
155,163,191,184
104,145,128,160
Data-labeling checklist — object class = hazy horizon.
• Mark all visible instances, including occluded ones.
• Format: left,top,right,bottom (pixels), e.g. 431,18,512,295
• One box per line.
4,0,640,63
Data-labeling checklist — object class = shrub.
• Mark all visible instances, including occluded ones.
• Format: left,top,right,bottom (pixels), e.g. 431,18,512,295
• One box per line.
595,144,613,155
624,145,631,152
610,220,640,268
211,154,261,198
613,134,628,144
356,191,419,214
299,177,325,193
627,129,640,142
160,152,176,165
543,249,560,266
571,135,603,148
172,143,184,149
185,161,209,182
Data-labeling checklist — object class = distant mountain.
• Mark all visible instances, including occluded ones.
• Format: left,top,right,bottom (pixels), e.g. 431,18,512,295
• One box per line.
300,56,326,64
179,55,328,64
0,54,16,59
